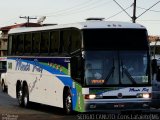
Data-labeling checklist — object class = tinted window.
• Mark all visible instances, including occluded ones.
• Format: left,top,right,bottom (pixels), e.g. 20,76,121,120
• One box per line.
61,30,71,54
71,30,81,52
24,33,32,53
83,29,148,50
17,34,24,55
32,32,41,53
50,31,59,53
41,31,49,53
12,35,17,55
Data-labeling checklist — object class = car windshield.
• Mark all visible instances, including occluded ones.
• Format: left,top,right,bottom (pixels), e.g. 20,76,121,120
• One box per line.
84,51,150,86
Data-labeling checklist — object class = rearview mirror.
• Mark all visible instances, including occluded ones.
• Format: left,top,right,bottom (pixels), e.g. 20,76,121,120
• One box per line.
152,59,157,75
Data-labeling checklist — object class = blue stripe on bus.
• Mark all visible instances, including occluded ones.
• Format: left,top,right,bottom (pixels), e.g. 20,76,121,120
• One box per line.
8,58,77,109
57,76,77,109
9,58,66,75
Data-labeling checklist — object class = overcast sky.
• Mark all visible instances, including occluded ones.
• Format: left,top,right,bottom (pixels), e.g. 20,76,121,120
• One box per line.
0,0,160,35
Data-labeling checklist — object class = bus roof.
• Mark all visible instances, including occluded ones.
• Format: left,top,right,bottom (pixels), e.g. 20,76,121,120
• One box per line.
9,20,146,34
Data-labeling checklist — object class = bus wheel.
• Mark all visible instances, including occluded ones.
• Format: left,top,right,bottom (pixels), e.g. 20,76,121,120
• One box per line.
63,89,72,114
22,86,29,107
2,81,6,92
17,86,23,106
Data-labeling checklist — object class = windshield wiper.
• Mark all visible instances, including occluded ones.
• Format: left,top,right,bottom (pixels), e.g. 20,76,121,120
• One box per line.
121,60,137,84
103,59,115,85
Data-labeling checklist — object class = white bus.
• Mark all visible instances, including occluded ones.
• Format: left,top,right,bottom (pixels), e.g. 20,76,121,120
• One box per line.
150,41,160,108
7,18,151,113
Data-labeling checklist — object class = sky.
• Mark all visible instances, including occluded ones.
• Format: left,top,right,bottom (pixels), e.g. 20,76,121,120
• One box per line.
0,0,160,35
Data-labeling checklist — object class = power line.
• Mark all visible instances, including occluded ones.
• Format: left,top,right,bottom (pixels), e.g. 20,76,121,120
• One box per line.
137,6,160,13
46,0,113,17
137,1,160,19
106,5,132,20
113,0,132,18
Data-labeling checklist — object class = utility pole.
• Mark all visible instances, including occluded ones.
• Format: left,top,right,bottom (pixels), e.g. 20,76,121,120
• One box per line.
132,0,136,23
19,16,37,27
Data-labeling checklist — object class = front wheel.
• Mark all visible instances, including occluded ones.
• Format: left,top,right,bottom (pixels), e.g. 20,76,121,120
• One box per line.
63,89,72,114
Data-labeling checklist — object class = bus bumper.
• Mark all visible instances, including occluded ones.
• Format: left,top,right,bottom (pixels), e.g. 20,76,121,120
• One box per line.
84,100,150,112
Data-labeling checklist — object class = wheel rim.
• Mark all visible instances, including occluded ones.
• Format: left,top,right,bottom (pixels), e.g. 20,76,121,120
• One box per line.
65,95,72,112
23,95,28,106
18,90,22,104
2,83,4,91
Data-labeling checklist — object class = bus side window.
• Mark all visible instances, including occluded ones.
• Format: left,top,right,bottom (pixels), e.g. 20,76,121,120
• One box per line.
41,31,49,54
24,33,32,54
32,32,41,54
16,34,24,55
70,30,81,53
8,36,12,55
70,55,83,84
12,35,17,55
50,31,60,54
61,30,71,55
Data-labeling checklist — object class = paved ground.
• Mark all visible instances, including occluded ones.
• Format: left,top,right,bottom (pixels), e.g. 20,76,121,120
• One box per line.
0,86,160,120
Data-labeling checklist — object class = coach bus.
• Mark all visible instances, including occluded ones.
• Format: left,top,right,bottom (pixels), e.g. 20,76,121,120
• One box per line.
7,18,151,113
150,41,160,108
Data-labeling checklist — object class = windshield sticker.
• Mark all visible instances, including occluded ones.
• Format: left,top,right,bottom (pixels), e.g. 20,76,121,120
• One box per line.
142,76,148,83
91,79,104,84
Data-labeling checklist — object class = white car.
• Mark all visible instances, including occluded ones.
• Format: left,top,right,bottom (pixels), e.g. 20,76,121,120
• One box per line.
0,72,7,92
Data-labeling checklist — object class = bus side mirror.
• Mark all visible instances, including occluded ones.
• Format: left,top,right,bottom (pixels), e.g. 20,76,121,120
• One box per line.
152,59,157,74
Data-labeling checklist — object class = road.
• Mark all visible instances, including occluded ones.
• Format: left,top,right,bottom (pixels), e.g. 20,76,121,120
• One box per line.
0,87,160,120
0,87,76,120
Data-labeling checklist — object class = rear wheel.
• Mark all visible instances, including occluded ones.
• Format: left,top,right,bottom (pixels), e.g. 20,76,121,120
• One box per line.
2,81,7,92
22,85,29,107
63,89,72,114
17,86,23,106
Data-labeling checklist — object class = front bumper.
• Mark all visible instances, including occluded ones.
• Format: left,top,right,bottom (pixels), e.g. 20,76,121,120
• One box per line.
84,100,150,112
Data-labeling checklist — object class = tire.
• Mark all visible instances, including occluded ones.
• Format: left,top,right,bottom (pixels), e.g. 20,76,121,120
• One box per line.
63,89,72,114
17,85,23,106
2,81,6,92
22,85,29,108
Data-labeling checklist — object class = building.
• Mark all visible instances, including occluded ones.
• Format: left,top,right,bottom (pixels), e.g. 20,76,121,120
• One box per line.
0,23,41,56
148,35,160,42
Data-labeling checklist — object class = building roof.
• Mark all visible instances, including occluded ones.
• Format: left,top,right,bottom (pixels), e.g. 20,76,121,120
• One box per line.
0,23,41,31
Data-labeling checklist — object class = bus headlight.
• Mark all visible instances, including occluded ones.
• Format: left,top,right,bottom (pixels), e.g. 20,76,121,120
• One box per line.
137,93,151,98
142,93,150,99
86,94,96,99
85,94,103,99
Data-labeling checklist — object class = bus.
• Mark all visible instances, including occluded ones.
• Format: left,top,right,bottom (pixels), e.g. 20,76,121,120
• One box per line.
150,41,160,108
0,57,7,92
7,18,151,113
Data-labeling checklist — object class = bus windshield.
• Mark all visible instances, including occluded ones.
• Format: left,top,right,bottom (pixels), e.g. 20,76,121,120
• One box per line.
84,51,149,86
83,29,148,50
